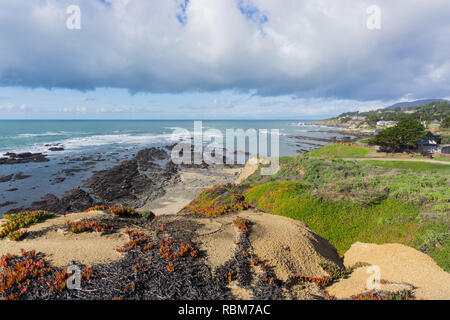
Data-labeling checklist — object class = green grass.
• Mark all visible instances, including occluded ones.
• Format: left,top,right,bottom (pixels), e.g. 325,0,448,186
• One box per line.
246,156,450,210
242,149,450,270
244,181,449,270
178,184,250,216
363,160,450,173
412,154,450,162
357,138,372,144
307,143,372,158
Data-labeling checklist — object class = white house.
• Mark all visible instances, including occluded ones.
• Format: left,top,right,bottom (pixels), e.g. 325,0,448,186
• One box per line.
418,132,441,154
376,121,397,128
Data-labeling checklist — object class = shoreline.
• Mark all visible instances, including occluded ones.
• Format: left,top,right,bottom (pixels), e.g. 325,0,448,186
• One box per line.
0,123,359,216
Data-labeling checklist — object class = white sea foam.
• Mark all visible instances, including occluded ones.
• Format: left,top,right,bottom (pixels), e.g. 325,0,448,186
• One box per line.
0,132,191,156
15,131,71,138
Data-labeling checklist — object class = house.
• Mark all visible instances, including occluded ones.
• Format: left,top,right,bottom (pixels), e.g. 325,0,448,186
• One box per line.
418,131,441,154
352,115,367,121
430,120,441,127
376,121,397,128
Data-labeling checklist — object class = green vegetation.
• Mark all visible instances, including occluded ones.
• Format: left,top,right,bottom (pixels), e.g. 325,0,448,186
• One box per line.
442,115,450,129
246,156,449,209
368,120,426,152
363,160,450,173
241,148,450,271
441,134,450,144
245,181,422,255
67,219,110,234
331,101,450,126
179,184,250,216
307,143,371,158
138,210,155,218
107,206,139,217
413,154,450,162
0,211,54,239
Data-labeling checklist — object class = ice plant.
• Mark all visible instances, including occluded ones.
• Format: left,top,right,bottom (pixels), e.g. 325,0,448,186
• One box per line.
108,206,139,217
83,205,108,213
165,263,174,273
7,230,27,241
232,217,249,234
0,211,53,239
67,220,110,234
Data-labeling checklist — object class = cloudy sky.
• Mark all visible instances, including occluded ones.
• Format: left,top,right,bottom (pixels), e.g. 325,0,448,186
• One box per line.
0,0,449,119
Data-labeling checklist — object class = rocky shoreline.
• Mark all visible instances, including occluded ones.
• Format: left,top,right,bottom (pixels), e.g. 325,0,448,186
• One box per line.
2,144,245,215
0,152,49,165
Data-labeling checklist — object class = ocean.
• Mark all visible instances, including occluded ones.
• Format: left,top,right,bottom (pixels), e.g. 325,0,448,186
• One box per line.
0,120,345,215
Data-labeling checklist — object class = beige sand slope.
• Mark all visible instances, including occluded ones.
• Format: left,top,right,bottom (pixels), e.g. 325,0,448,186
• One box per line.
194,210,343,280
0,211,128,267
328,242,450,300
139,168,240,215
192,210,344,300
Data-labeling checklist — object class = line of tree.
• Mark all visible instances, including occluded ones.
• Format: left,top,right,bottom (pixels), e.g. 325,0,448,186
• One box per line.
333,101,450,126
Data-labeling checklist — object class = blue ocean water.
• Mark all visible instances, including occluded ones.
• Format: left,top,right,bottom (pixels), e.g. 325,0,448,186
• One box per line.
0,120,344,214
0,120,336,155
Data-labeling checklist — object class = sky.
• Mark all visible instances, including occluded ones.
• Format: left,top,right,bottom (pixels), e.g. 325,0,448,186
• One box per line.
0,0,449,120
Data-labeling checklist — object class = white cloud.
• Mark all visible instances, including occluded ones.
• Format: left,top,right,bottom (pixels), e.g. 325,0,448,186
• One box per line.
0,103,27,111
0,0,448,102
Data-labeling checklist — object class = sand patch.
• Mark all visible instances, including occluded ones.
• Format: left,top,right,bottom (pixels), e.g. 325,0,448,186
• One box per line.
192,210,343,282
193,217,238,271
139,168,240,215
327,266,414,299
241,211,343,281
235,156,259,184
228,282,253,300
0,211,128,267
328,242,450,300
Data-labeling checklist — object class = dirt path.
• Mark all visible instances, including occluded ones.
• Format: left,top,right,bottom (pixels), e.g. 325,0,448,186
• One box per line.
343,157,450,165
137,167,241,215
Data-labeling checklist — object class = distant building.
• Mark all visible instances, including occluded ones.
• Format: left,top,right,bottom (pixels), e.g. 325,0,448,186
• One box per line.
376,121,397,128
430,120,441,126
403,110,417,114
351,115,367,121
418,131,441,153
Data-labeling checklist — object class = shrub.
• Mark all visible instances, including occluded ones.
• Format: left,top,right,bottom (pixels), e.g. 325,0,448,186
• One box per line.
108,206,139,217
67,220,110,234
0,250,98,300
7,230,27,241
138,210,155,218
232,217,249,234
83,205,108,213
179,184,250,217
442,116,450,129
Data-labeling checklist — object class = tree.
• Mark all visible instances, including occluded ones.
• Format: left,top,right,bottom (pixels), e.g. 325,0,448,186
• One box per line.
442,115,450,128
368,120,426,153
